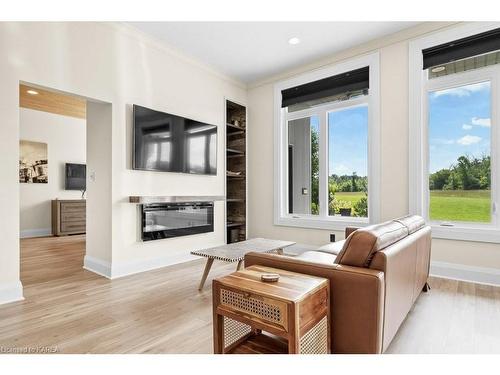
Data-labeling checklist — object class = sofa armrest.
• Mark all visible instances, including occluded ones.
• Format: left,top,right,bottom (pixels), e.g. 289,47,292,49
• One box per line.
345,226,359,238
244,252,385,353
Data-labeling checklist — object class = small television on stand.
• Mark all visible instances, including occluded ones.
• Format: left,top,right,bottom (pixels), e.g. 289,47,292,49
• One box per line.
65,163,86,198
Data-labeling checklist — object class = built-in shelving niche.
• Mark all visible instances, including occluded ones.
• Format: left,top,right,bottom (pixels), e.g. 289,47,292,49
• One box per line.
226,100,247,244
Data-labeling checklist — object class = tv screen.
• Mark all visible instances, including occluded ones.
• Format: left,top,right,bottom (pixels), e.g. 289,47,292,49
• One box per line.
133,105,217,175
65,163,86,191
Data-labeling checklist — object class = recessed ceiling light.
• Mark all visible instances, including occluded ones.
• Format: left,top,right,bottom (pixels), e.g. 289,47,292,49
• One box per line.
26,89,39,95
431,66,446,73
288,37,300,45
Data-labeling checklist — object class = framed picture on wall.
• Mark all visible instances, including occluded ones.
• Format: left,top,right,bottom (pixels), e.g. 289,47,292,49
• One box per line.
19,140,48,183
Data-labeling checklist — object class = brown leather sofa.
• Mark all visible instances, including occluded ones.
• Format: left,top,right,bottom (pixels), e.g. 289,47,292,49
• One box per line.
244,215,431,354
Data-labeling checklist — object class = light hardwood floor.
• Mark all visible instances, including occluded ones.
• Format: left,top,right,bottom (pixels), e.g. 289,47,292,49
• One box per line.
0,235,499,354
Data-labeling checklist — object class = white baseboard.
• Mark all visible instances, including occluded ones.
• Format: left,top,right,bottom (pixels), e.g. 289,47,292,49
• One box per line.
83,255,112,279
0,281,24,305
111,253,199,279
20,228,52,238
430,261,500,287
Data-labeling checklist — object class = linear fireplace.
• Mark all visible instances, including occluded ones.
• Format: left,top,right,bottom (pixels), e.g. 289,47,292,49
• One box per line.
141,202,214,241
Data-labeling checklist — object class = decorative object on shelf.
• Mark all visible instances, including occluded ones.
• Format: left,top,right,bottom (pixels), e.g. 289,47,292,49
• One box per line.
226,170,242,177
19,140,48,183
261,273,280,282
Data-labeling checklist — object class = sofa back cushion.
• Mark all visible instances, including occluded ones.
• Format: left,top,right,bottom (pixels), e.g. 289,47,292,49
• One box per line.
335,221,408,268
393,215,426,234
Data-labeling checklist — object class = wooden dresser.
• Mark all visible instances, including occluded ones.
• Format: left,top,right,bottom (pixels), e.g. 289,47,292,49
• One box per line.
51,199,86,236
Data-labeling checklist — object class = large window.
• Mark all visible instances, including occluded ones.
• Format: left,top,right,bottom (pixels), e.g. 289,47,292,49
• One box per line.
410,23,500,242
328,105,368,218
275,53,380,230
428,80,492,224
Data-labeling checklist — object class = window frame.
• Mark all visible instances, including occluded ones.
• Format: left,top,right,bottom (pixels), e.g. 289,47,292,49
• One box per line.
274,53,380,231
409,22,500,243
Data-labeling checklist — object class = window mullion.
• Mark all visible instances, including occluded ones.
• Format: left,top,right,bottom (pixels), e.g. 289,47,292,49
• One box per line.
319,110,328,218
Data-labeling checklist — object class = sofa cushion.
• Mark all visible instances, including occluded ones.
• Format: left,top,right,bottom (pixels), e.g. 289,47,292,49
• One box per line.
335,221,408,268
393,215,425,234
296,251,338,265
316,240,346,255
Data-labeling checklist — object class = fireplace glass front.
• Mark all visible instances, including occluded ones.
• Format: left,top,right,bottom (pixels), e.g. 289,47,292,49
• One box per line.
141,202,214,241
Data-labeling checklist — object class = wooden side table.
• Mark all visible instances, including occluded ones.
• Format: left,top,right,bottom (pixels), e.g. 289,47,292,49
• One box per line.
213,265,330,354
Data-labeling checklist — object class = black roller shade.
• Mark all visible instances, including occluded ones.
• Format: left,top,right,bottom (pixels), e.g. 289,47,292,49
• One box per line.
423,27,500,70
281,66,369,108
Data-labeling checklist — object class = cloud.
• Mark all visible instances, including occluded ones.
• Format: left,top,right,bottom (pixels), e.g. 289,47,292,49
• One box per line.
457,135,482,145
333,163,350,175
462,124,473,130
431,138,455,145
471,117,491,127
431,81,489,98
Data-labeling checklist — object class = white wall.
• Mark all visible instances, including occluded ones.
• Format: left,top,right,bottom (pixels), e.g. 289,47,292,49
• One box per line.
0,22,247,303
85,101,113,272
19,108,86,238
247,22,500,283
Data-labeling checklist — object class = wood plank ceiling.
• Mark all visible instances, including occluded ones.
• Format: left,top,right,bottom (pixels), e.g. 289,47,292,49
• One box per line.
19,84,86,119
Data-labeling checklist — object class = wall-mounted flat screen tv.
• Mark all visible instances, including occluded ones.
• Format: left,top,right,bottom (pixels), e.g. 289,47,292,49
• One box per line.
133,105,217,175
65,163,86,191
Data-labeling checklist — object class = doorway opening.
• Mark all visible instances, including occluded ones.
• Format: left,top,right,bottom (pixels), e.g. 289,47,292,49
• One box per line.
18,82,111,286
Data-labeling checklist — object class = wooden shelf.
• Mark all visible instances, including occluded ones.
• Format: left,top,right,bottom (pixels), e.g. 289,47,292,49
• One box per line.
227,333,288,354
226,148,244,155
226,174,245,180
226,123,246,133
227,154,245,159
226,99,247,244
226,222,245,228
227,130,245,137
129,196,225,204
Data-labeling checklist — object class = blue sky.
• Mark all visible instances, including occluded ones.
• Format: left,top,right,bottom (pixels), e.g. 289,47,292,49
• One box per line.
428,81,491,173
328,105,368,176
308,81,490,177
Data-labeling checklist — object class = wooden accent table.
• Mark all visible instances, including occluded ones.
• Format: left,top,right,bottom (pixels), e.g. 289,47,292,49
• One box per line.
213,265,330,354
191,238,295,290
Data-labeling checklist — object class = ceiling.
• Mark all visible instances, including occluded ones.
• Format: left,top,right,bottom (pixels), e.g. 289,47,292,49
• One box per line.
20,84,86,119
128,22,420,84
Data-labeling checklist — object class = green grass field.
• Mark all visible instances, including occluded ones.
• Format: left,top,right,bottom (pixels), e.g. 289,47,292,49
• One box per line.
429,190,491,223
333,192,366,216
334,190,491,223
335,192,364,206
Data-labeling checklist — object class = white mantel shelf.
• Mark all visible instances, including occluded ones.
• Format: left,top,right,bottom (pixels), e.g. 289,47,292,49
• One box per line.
129,196,226,204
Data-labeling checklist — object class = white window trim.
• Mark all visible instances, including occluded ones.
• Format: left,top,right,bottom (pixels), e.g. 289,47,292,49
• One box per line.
409,21,500,243
273,52,380,231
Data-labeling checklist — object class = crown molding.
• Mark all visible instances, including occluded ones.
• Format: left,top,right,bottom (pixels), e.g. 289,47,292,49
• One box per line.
102,22,248,90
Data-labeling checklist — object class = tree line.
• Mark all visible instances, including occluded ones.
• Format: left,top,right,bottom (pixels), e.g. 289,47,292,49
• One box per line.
328,173,367,193
429,155,490,190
